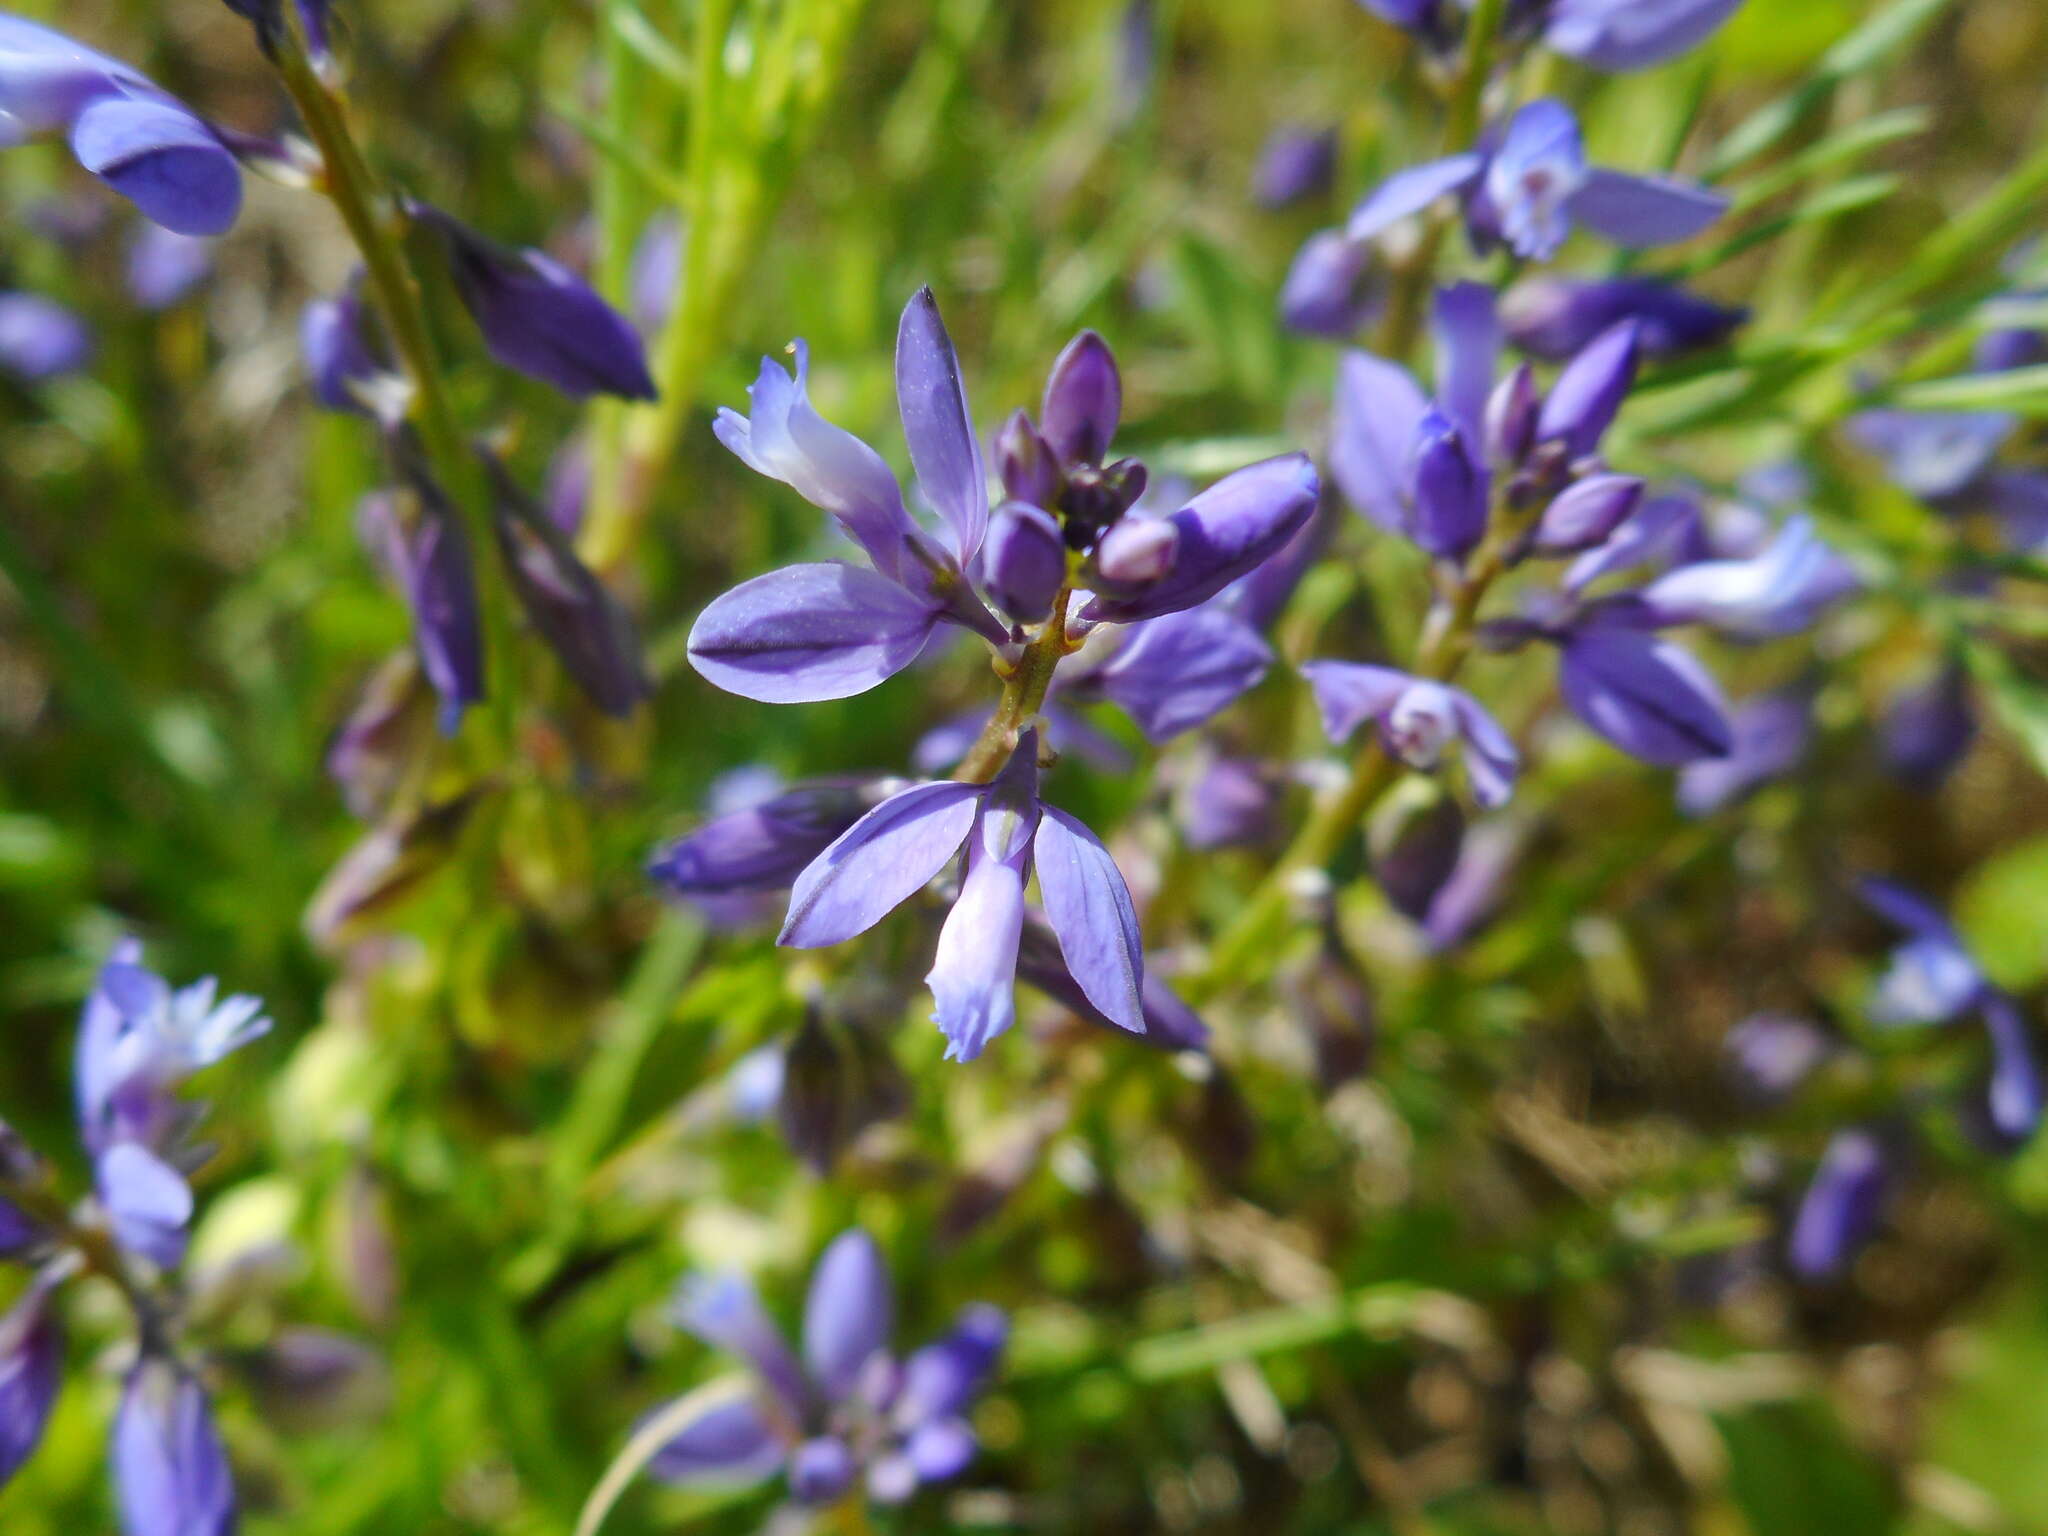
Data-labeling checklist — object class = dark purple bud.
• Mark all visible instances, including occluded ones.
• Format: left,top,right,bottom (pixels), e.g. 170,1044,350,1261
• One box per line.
1187,1067,1258,1186
326,653,433,823
1080,454,1319,623
382,479,486,733
1041,330,1122,467
651,779,876,899
790,1436,857,1505
1536,319,1641,461
1503,276,1744,361
982,502,1067,624
1409,408,1488,561
1531,473,1643,556
415,205,656,400
0,293,91,381
774,1011,908,1175
1370,788,1466,923
1881,663,1975,792
1093,515,1180,585
1978,992,2042,1144
0,1280,61,1490
126,227,213,311
995,408,1059,508
545,437,591,535
1559,624,1732,765
1975,325,2046,375
1787,1129,1889,1281
1253,125,1338,209
1723,1013,1832,1105
1279,230,1377,340
113,1360,236,1536
1484,361,1540,468
486,458,652,717
1176,757,1282,851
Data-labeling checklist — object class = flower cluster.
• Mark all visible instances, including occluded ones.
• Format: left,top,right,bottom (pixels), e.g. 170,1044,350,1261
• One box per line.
0,943,271,1531
652,1229,1004,1511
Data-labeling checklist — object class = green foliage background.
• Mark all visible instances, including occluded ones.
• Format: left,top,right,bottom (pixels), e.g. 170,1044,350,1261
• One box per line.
4,0,2048,1531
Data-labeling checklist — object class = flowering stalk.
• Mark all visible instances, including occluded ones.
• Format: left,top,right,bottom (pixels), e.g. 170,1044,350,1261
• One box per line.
269,10,519,747
954,587,1076,783
1199,497,1527,998
1376,0,1512,359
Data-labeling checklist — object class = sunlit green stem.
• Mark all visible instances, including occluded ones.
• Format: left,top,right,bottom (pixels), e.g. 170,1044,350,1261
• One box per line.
1375,0,1511,358
956,591,1073,783
272,17,518,752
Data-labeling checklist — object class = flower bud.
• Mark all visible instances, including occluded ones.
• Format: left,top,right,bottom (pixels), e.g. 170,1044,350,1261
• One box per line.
650,779,875,899
1175,757,1281,851
1279,230,1376,340
1536,319,1641,461
981,502,1067,624
302,275,407,421
1484,361,1540,469
995,408,1059,507
239,1329,388,1431
1253,125,1337,209
1881,663,1975,792
1093,515,1180,585
1787,1129,1889,1281
790,1436,857,1505
1369,784,1466,923
1041,330,1122,467
413,203,656,401
0,1279,62,1488
1409,408,1487,561
1503,276,1744,362
1531,473,1644,556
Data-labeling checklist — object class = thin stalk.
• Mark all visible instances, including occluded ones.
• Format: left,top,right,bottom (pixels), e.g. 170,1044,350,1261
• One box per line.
1196,531,1517,1000
0,1173,170,1350
271,19,519,753
1375,0,1510,358
955,591,1073,783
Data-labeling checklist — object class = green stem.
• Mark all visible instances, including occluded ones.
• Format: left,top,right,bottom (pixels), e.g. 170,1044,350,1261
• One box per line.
0,1171,170,1349
272,18,519,754
1195,533,1516,1000
955,590,1072,783
1375,0,1510,358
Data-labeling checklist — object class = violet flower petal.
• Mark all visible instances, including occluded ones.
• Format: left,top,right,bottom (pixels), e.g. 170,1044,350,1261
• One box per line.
1545,0,1746,71
1300,660,1415,745
781,781,982,948
1559,626,1733,765
804,1230,893,1401
688,563,942,704
1040,330,1122,467
647,1395,786,1488
1031,808,1145,1035
896,287,988,565
1486,100,1588,261
1331,352,1429,533
68,95,240,237
112,1361,236,1536
1092,604,1273,742
1564,168,1726,247
1346,154,1483,243
1432,281,1502,445
0,1280,60,1489
927,826,1030,1062
1787,1129,1888,1281
670,1273,808,1419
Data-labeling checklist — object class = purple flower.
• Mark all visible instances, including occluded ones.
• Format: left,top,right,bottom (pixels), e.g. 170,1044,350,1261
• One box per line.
1347,100,1724,262
981,502,1067,625
1014,922,1211,1052
1675,688,1810,815
302,275,406,421
1301,662,1520,807
484,456,651,717
1253,125,1338,209
1421,815,1524,951
1556,620,1733,765
112,1359,236,1536
1881,663,1974,791
1637,515,1855,638
1175,756,1283,851
1061,599,1274,743
1861,878,2039,1141
360,484,486,732
781,733,1143,1061
0,1279,61,1490
125,226,212,311
659,1230,1003,1507
1787,1128,1889,1281
1279,230,1378,339
411,204,656,401
0,291,91,380
0,16,243,235
650,777,885,907
1542,0,1747,71
1724,1013,1832,1105
1530,473,1645,557
1502,275,1745,361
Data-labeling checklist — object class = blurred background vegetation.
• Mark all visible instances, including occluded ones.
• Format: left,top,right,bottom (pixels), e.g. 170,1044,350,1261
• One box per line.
5,0,2048,1531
